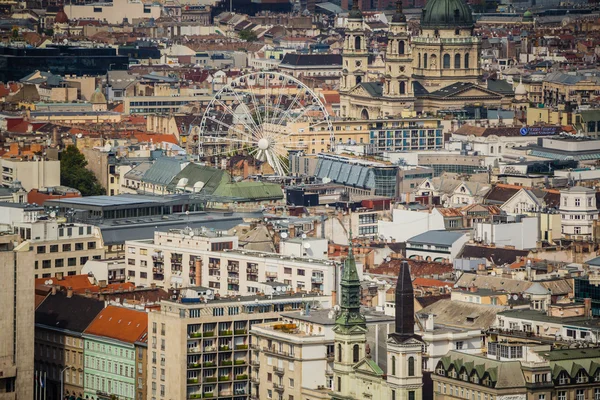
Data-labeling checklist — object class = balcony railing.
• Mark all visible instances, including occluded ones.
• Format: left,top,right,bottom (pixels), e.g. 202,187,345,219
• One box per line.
273,383,284,392
263,347,295,359
273,366,284,375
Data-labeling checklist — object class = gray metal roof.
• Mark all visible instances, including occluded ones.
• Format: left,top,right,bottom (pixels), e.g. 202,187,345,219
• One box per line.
141,157,188,186
408,230,467,246
99,211,262,245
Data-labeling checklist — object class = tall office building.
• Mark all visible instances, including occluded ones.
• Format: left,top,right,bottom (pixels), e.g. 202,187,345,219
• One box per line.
0,233,35,398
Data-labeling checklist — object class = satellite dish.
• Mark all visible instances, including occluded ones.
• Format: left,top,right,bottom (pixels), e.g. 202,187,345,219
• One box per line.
281,232,288,239
301,234,307,239
45,279,53,285
512,294,518,300
303,242,311,249
385,256,391,262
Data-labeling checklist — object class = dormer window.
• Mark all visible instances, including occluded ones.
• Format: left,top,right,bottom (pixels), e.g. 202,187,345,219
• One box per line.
576,370,588,384
559,372,569,385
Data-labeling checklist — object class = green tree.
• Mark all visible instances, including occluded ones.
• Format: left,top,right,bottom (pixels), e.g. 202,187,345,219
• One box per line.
238,29,257,42
60,145,106,196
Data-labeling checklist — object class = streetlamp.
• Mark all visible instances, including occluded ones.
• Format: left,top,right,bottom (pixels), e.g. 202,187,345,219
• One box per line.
60,366,69,400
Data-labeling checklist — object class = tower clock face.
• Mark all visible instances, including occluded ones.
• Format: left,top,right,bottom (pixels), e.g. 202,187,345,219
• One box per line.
355,60,362,67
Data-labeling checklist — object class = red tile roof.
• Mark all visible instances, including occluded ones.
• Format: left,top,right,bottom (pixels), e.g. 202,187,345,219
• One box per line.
84,305,148,343
35,275,135,294
412,277,450,288
133,133,178,145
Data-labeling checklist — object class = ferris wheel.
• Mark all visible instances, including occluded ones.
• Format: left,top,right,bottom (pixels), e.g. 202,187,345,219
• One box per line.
198,71,334,176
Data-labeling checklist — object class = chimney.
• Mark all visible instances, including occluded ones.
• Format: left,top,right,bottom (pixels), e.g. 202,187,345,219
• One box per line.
51,285,57,295
425,313,435,331
66,286,73,298
195,258,202,286
584,298,592,317
469,284,477,293
151,283,156,289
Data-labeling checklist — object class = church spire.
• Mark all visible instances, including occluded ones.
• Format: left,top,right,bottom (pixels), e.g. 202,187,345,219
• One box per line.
390,260,415,340
335,230,366,330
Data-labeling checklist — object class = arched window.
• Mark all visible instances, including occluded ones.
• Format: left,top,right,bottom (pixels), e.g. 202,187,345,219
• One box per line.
408,356,415,376
353,344,359,362
400,81,406,94
464,53,470,69
418,53,422,68
490,146,494,154
423,54,428,69
354,36,361,51
337,344,342,362
391,356,396,375
454,54,461,69
399,40,405,55
443,54,450,69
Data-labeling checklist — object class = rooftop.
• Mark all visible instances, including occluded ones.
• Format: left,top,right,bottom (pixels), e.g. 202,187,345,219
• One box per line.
36,291,104,334
84,305,148,344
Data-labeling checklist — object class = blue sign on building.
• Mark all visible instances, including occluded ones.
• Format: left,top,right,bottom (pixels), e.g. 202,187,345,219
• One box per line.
520,127,529,136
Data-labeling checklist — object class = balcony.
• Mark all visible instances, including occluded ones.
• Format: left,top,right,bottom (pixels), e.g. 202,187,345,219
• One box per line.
263,347,295,360
219,345,230,351
188,362,201,369
220,360,233,366
203,362,216,368
188,347,201,354
208,263,220,270
250,376,260,384
218,375,231,382
219,330,233,336
234,359,246,365
187,378,200,385
326,353,334,362
227,265,239,272
235,344,248,350
250,360,260,368
273,383,284,392
204,377,217,383
227,277,239,284
311,275,324,283
246,267,258,274
265,272,277,278
273,366,284,376
234,329,247,335
235,374,248,381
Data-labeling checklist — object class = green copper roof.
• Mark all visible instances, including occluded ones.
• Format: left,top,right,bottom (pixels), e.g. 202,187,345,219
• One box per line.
335,238,366,330
523,10,533,22
421,0,474,29
348,3,363,19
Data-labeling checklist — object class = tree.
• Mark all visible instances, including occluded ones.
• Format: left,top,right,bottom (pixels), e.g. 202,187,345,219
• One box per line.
238,29,258,42
60,145,106,196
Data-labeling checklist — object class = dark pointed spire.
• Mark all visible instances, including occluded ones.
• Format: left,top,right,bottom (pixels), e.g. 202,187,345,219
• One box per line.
335,229,366,330
390,260,414,340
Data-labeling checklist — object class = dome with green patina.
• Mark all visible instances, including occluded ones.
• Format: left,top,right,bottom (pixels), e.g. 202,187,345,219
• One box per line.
421,0,474,29
348,3,363,20
522,10,533,22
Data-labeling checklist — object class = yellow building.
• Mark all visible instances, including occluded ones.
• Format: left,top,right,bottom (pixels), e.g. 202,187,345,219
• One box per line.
340,0,510,118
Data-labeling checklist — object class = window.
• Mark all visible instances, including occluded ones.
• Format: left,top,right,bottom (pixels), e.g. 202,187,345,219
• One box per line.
55,259,64,268
337,344,342,362
594,389,600,400
454,54,461,69
140,272,147,279
399,40,405,55
62,244,71,252
392,390,396,400
575,227,582,235
577,390,585,400
289,378,294,388
424,54,428,69
50,245,58,253
575,198,581,207
408,356,415,376
297,269,305,276
37,246,45,254
75,243,83,251
68,258,76,266
443,54,450,69
337,377,341,392
539,395,546,400
400,81,406,94
391,356,396,375
559,372,569,385
284,267,292,275
408,391,415,400
80,256,88,265
456,341,464,350
464,53,470,69
353,344,359,363
588,198,593,207
42,260,51,269
576,370,588,383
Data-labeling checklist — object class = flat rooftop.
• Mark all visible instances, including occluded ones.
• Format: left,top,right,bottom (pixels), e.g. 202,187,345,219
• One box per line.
282,308,393,326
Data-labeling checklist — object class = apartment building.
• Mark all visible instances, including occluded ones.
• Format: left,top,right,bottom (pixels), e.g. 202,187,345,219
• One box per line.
250,308,394,400
432,345,600,400
0,157,60,191
83,306,148,400
125,229,336,296
18,219,104,279
35,289,105,400
559,186,598,240
0,232,35,399
147,292,332,400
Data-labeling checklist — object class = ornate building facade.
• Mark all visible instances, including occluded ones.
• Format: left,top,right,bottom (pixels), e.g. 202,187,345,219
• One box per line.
340,0,513,119
331,240,424,400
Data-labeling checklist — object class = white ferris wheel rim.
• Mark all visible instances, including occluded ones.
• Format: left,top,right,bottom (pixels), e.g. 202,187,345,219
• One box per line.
198,71,335,177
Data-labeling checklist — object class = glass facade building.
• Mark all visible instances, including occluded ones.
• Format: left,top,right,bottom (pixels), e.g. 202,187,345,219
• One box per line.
574,276,600,316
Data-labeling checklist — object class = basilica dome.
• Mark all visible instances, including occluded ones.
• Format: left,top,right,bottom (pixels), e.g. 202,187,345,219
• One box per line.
421,0,474,29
